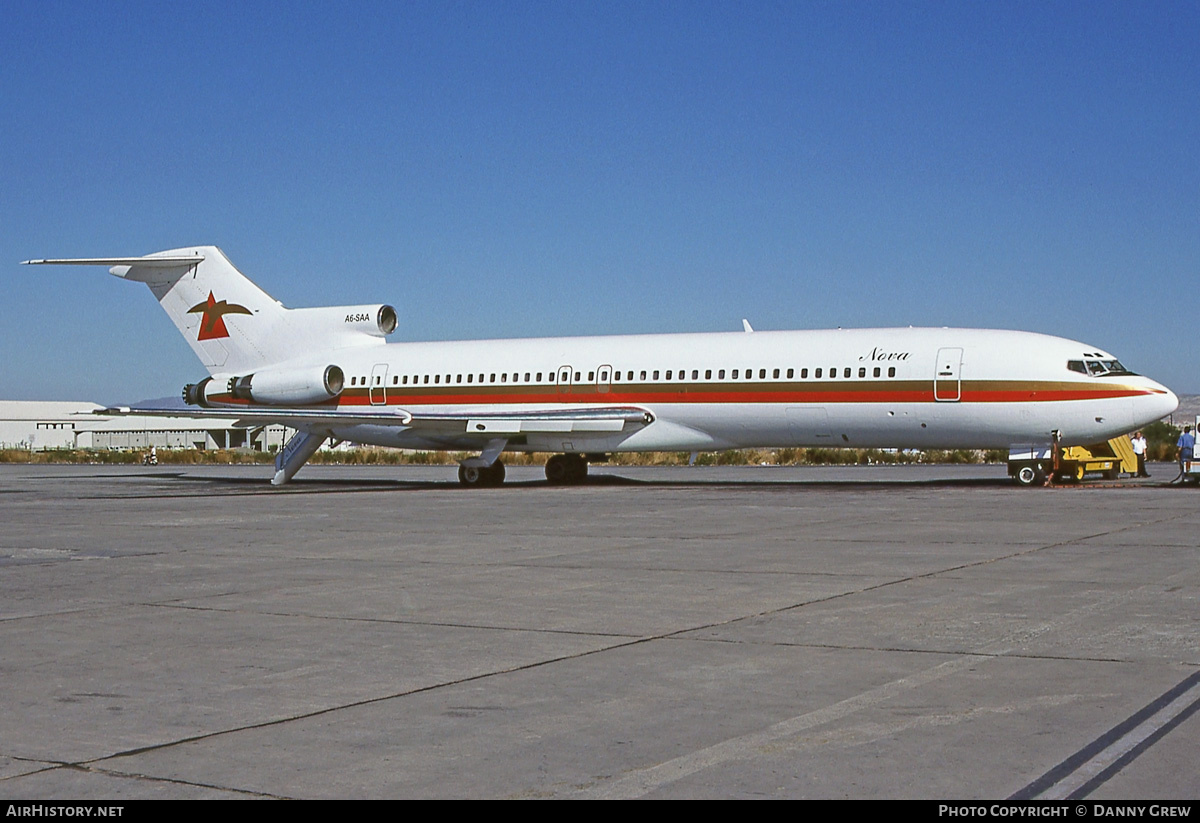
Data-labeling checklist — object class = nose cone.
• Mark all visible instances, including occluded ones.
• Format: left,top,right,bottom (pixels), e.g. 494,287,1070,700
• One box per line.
1141,381,1179,425
1158,385,1181,418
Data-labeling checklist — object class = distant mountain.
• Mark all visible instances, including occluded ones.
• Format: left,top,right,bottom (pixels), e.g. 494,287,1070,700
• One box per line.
1171,395,1200,425
125,395,189,410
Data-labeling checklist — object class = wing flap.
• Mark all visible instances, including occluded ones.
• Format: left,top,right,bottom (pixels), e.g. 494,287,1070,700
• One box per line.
412,406,653,436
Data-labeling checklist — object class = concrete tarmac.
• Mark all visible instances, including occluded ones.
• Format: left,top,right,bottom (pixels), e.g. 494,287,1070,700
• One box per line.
0,462,1197,799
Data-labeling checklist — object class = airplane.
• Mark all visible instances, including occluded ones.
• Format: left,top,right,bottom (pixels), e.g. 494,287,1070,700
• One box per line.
24,246,1179,487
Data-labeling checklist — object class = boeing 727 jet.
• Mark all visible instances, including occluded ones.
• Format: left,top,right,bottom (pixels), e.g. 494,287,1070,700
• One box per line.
24,247,1179,486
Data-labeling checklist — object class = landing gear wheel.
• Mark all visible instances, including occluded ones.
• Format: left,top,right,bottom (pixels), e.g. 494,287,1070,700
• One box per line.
546,454,588,485
483,460,505,486
459,460,506,487
565,455,588,483
1015,465,1038,486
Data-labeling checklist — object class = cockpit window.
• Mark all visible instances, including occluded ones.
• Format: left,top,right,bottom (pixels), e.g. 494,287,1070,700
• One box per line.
1071,359,1136,377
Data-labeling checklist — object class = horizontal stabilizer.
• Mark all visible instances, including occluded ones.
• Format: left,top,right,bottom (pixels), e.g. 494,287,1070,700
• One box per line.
23,256,203,268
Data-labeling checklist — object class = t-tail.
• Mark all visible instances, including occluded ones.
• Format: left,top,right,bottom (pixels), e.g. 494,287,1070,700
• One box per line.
24,245,398,381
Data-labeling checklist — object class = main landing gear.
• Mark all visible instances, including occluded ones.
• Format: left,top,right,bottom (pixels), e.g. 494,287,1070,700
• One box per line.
456,453,591,487
458,460,506,487
545,454,588,485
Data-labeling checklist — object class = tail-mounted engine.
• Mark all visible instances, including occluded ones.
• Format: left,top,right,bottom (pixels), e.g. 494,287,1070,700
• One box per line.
286,304,398,342
184,364,345,407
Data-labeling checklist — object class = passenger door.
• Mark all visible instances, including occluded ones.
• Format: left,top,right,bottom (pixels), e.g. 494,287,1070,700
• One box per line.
934,348,962,401
370,363,389,405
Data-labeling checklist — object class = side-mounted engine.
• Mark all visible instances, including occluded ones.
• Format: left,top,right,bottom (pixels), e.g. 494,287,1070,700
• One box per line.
184,364,345,407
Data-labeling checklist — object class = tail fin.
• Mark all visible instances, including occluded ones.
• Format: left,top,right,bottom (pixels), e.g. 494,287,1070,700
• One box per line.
26,246,395,375
26,246,286,373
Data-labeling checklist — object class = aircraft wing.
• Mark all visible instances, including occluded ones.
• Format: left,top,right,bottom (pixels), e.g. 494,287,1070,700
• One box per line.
96,405,654,433
96,406,415,428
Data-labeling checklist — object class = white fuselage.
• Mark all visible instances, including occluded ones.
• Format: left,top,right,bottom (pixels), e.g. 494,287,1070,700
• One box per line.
234,326,1177,454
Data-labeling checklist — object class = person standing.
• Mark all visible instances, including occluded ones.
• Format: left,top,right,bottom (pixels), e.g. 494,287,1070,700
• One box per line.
1178,426,1195,469
1131,431,1149,477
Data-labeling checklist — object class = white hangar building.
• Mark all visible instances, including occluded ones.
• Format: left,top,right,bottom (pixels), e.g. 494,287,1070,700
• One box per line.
0,401,292,452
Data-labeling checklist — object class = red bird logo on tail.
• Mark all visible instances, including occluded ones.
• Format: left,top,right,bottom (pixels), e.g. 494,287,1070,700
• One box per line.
187,292,253,340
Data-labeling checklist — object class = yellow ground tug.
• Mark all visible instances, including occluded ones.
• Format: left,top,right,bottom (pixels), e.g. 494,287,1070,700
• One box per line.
1008,435,1137,485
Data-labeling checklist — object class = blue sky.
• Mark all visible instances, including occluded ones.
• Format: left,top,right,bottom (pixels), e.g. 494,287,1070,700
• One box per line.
3,0,1197,403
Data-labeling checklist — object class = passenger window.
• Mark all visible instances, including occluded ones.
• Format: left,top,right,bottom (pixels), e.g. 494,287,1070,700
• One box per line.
501,374,507,383
888,367,895,377
732,369,739,379
844,368,851,378
467,374,472,383
719,369,725,379
858,368,865,378
403,376,408,385
787,368,793,378
759,369,766,379
575,371,581,381
815,368,822,378
490,373,495,382
829,368,836,379
773,368,780,379
666,370,672,380
801,368,808,378
873,367,880,378
350,377,356,386
434,375,440,384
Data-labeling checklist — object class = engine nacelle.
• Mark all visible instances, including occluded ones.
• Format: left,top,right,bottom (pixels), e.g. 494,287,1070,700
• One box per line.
184,365,345,407
288,304,397,340
230,364,345,405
